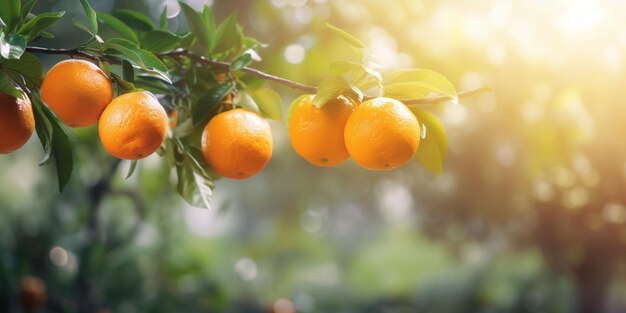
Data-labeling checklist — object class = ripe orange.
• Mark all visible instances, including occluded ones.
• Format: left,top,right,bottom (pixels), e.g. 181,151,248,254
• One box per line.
98,91,168,160
289,95,356,166
0,92,35,154
201,109,272,179
41,59,113,127
344,97,420,170
18,276,47,311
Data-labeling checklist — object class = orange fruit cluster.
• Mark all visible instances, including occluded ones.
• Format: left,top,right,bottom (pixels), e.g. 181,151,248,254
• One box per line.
39,59,167,160
289,96,421,170
2,58,421,181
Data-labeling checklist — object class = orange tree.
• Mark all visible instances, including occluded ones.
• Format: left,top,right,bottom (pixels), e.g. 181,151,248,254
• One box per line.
0,0,487,207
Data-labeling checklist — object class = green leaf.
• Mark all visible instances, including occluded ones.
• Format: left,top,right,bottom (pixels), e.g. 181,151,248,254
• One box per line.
21,0,38,22
230,53,252,71
237,73,264,89
19,11,65,41
383,69,457,99
111,73,135,93
31,96,53,165
122,59,134,82
287,94,310,126
249,88,283,121
410,108,447,175
191,82,234,126
329,60,382,89
238,92,259,114
176,157,214,209
214,13,243,56
0,71,22,98
179,2,212,55
38,31,55,39
159,6,168,30
103,38,170,83
0,0,21,32
141,30,181,53
314,75,349,108
113,9,154,32
2,52,44,86
185,146,219,181
126,160,138,179
97,12,139,43
34,97,74,191
80,0,98,35
0,32,26,59
325,23,366,49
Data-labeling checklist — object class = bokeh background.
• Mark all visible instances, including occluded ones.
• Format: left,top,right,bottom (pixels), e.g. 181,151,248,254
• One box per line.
2,0,626,312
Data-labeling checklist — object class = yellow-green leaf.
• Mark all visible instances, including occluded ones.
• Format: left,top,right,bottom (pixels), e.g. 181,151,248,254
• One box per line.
249,88,283,121
383,69,457,99
410,108,447,175
325,23,366,49
314,75,349,108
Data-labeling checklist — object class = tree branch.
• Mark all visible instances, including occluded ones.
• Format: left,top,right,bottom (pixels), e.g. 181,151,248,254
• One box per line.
25,46,100,63
26,46,491,105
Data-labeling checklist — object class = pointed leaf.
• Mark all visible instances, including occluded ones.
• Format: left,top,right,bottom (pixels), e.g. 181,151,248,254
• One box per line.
2,52,44,87
126,160,138,179
230,52,252,71
214,13,242,56
179,2,211,54
97,12,139,43
176,158,214,209
103,38,170,83
21,0,37,21
159,6,168,30
191,82,234,126
0,72,22,98
249,88,283,121
326,23,365,49
80,0,98,35
410,108,447,175
141,30,181,53
34,97,74,191
0,32,26,59
383,69,457,99
19,11,65,41
32,98,53,165
314,75,349,108
0,0,21,32
113,9,154,32
384,81,454,100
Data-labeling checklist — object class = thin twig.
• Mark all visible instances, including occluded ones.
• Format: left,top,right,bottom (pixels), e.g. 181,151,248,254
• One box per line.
26,46,491,104
25,46,100,62
162,49,318,93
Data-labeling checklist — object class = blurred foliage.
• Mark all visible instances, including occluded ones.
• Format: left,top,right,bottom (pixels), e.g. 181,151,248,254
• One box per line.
2,0,626,313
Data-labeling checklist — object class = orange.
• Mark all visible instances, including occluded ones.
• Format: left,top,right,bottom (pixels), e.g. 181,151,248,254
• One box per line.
289,95,356,166
344,97,420,170
18,276,47,312
201,109,272,179
41,59,113,127
0,92,35,154
98,91,168,160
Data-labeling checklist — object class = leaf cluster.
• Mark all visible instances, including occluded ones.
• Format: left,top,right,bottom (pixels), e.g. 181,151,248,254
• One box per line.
0,1,462,207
